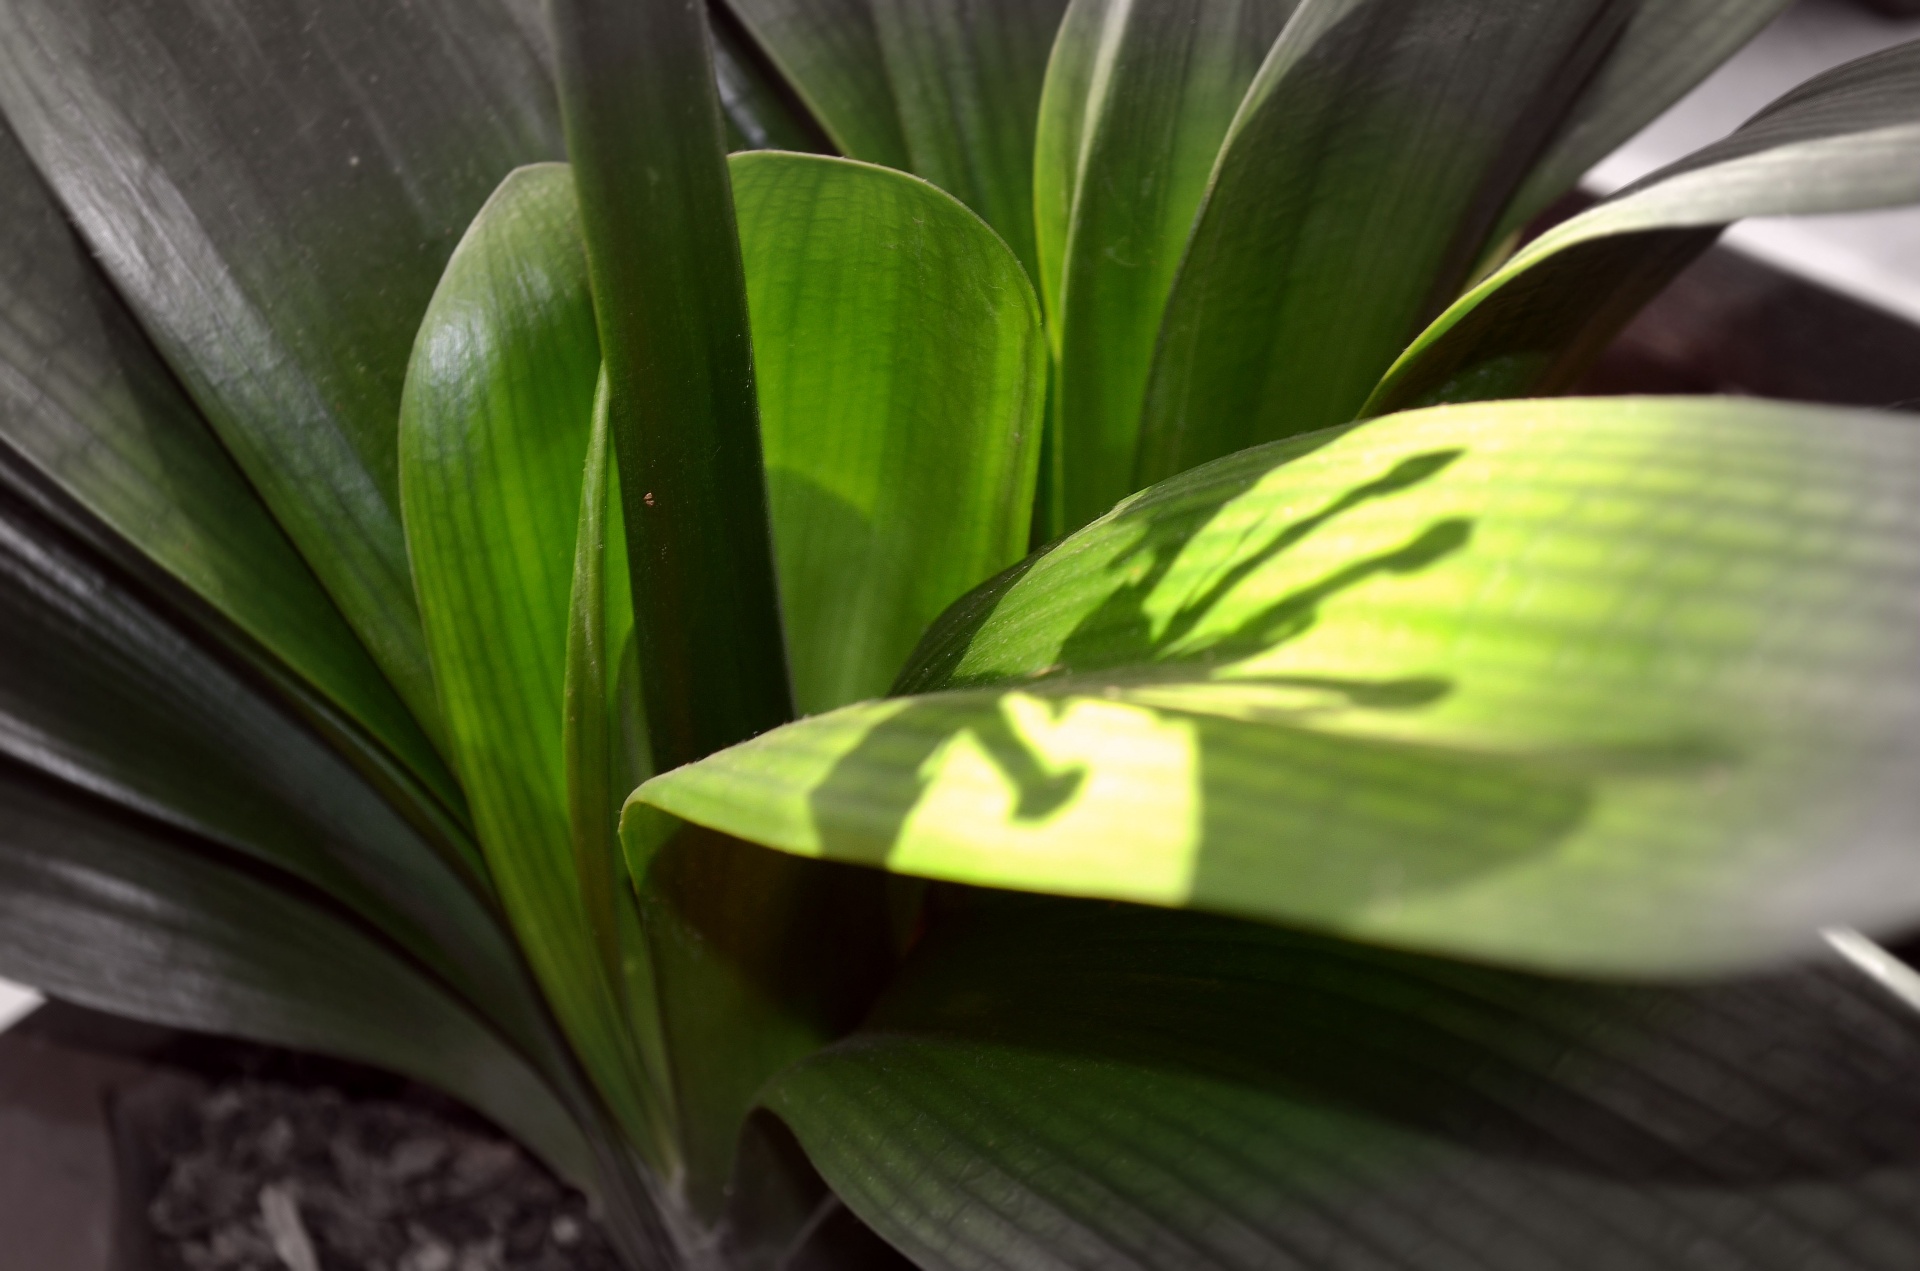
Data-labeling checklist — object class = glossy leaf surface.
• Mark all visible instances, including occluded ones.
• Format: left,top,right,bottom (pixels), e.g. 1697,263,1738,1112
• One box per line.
641,397,1920,974
1131,0,1627,484
1371,38,1920,416
0,0,565,740
553,0,794,773
1035,0,1298,530
769,897,1920,1270
734,152,1045,713
0,121,456,811
0,763,589,1184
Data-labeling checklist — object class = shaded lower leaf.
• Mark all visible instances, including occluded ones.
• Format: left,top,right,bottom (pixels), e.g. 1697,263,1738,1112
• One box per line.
768,896,1920,1271
638,398,1920,974
1369,38,1920,416
733,152,1045,713
723,0,914,169
0,760,590,1186
710,0,836,154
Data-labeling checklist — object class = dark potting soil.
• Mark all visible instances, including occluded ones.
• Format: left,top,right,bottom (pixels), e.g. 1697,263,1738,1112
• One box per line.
139,1077,620,1271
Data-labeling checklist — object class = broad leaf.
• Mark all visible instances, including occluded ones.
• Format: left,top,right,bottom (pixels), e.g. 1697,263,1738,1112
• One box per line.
1370,38,1920,416
734,152,1046,713
0,763,590,1186
1131,0,1629,485
768,896,1920,1270
1492,0,1794,243
0,0,566,741
0,487,555,1062
0,120,458,815
1035,0,1298,530
399,165,665,1158
552,0,794,772
640,397,1920,974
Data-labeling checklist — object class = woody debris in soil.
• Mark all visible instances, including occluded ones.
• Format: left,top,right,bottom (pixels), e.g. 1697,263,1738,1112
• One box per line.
142,1079,620,1271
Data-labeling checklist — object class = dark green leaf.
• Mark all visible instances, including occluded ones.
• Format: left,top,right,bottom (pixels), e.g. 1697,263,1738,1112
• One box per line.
710,0,839,153
1035,0,1298,530
639,397,1920,974
552,0,794,772
399,164,667,1160
723,0,915,169
1132,0,1629,484
1369,38,1920,416
0,0,565,745
769,896,1920,1270
734,152,1046,713
0,761,590,1186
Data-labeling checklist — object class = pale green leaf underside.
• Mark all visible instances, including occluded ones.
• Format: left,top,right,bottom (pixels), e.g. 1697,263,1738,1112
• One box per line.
640,397,1920,974
769,898,1920,1270
734,152,1046,713
1370,38,1920,415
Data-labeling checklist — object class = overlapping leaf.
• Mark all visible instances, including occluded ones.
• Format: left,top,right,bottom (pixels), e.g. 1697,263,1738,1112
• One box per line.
769,896,1920,1270
1369,38,1920,415
0,0,565,743
639,397,1920,974
734,152,1045,713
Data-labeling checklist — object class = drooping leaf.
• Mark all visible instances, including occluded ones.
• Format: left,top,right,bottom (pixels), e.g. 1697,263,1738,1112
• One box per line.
1131,0,1629,485
1369,38,1920,417
0,485,558,1063
722,0,915,169
1036,0,1298,530
0,0,566,742
399,164,667,1161
0,760,590,1186
1492,0,1796,244
733,152,1046,713
865,0,1071,282
552,0,794,772
640,397,1920,974
0,117,461,816
768,895,1920,1270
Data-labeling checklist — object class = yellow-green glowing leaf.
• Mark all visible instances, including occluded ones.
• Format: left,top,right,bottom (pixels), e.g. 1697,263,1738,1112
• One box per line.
637,397,1920,975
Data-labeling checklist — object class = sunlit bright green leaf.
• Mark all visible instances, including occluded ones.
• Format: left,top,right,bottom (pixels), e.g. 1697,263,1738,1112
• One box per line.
1370,38,1920,416
0,762,592,1186
769,896,1920,1270
399,164,666,1159
640,397,1920,974
0,0,565,743
1035,0,1297,531
734,152,1045,713
1131,0,1629,485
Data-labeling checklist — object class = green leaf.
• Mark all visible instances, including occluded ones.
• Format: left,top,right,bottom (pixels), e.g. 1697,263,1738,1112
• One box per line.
0,0,565,745
400,164,668,1162
1491,0,1795,244
1131,0,1630,485
711,1,836,154
722,0,915,169
639,397,1920,974
767,895,1920,1270
865,0,1071,283
0,762,591,1187
0,107,462,820
733,152,1046,713
0,484,552,1062
1035,0,1298,530
1369,38,1920,417
552,0,794,772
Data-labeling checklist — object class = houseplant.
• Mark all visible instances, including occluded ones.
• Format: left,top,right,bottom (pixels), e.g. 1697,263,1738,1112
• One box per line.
5,0,1920,1265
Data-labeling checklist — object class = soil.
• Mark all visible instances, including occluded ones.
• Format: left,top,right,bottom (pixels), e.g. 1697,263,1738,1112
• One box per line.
133,1076,620,1271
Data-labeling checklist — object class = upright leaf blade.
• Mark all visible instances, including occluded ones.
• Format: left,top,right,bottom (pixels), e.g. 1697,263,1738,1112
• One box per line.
734,152,1045,713
722,0,913,167
1039,0,1299,530
552,0,794,772
400,165,664,1157
1132,0,1626,484
640,397,1920,974
1369,39,1920,416
0,0,565,741
769,896,1920,1270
